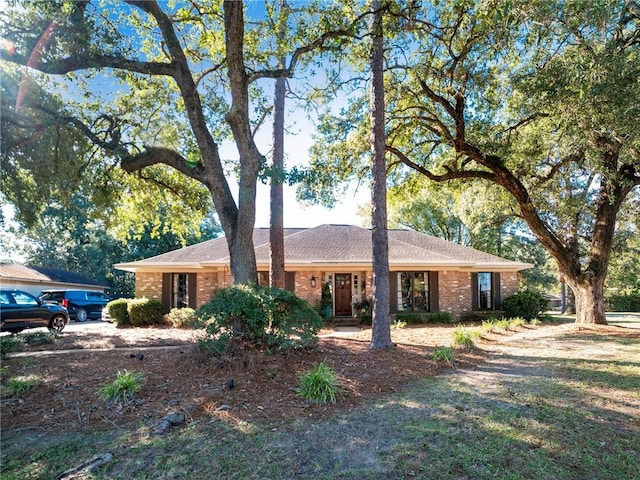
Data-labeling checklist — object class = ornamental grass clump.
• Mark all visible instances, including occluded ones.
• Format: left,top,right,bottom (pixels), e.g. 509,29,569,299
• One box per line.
297,360,344,405
432,346,455,366
453,325,480,349
99,370,145,404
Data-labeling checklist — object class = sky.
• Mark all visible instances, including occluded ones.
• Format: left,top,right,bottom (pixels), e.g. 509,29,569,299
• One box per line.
225,112,371,229
253,182,370,229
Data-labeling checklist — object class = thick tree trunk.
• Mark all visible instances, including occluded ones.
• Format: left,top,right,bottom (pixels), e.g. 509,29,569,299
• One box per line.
570,277,607,325
223,0,260,286
228,226,258,285
369,0,393,350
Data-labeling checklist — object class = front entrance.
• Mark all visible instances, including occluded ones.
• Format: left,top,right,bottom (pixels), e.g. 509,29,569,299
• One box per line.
334,273,352,316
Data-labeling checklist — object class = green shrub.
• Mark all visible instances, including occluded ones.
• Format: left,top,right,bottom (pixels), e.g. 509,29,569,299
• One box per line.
168,307,200,328
0,336,24,359
606,290,640,312
107,298,131,326
394,311,453,324
395,312,425,324
296,360,344,404
22,331,59,346
197,284,323,354
258,286,324,349
127,298,164,326
428,311,454,324
502,290,547,321
99,370,145,403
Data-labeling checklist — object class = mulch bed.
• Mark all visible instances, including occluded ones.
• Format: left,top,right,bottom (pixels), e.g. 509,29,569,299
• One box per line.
1,324,485,434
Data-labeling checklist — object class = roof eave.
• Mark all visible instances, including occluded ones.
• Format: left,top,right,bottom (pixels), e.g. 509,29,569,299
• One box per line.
113,262,208,273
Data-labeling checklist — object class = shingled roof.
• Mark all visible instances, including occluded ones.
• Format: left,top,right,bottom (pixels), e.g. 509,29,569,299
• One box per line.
0,263,107,288
115,225,531,272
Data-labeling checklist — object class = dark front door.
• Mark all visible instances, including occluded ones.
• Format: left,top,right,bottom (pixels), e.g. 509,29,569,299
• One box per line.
334,274,352,316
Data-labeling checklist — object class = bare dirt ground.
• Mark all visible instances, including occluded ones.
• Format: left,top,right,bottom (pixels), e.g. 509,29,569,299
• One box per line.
1,320,638,437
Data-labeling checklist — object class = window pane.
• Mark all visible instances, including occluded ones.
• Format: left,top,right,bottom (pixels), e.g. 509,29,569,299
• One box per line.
399,272,429,311
13,292,38,305
173,273,189,308
478,272,492,309
413,272,428,311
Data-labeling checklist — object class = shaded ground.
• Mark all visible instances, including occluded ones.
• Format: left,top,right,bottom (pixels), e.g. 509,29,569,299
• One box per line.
0,323,484,433
1,320,639,479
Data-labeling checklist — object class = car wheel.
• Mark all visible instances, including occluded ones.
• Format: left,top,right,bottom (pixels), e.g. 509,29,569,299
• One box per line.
49,315,67,332
76,308,88,322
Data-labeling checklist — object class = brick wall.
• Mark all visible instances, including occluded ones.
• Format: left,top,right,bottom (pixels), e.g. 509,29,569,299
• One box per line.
196,272,222,307
135,269,521,318
135,272,163,301
437,270,472,319
295,270,323,309
501,271,519,300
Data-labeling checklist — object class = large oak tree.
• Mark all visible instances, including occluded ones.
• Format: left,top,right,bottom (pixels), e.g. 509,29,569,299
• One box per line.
302,0,640,325
1,0,361,289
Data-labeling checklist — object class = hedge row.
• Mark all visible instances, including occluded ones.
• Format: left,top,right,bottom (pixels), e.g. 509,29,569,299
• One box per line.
106,298,164,327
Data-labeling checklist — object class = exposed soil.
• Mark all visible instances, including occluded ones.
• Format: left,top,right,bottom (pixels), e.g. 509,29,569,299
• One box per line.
1,320,638,437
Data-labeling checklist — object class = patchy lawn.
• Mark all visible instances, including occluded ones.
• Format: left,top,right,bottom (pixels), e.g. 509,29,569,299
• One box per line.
1,321,639,479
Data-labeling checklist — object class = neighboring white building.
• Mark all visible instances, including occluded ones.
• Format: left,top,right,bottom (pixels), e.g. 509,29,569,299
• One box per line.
0,263,108,297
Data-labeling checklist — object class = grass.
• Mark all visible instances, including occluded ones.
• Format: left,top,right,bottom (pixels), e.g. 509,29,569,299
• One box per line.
391,319,408,329
0,331,60,359
4,375,42,395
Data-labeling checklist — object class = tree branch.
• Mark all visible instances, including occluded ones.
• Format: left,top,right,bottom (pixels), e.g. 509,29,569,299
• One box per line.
386,145,495,182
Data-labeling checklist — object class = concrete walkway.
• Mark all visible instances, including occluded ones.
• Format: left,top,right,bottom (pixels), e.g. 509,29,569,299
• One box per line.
605,312,640,329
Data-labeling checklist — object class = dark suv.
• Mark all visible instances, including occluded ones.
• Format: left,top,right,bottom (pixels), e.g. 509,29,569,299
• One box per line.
1,289,69,333
40,290,110,322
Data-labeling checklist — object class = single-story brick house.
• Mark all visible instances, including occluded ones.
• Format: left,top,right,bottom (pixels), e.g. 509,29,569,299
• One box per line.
115,224,532,320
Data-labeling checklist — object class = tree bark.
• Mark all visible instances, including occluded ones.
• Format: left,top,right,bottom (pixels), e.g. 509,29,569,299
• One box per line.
570,277,607,325
269,2,288,290
369,0,393,350
223,0,260,285
269,75,286,289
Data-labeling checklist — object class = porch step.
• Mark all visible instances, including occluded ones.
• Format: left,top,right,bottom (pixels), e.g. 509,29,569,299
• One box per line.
327,317,362,327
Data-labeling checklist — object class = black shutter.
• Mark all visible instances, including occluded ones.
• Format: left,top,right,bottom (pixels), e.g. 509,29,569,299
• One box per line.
429,271,439,312
389,272,398,313
162,273,172,311
285,272,295,292
188,273,197,309
471,273,478,310
492,272,501,310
